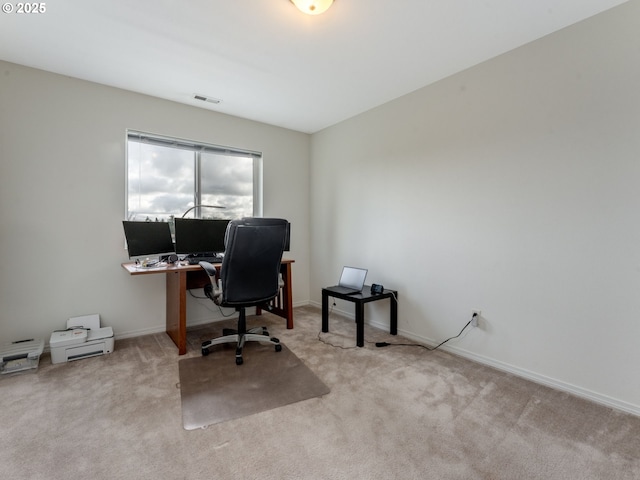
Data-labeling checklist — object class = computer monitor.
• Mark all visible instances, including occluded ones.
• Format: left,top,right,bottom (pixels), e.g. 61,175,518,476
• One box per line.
174,218,230,255
122,221,175,258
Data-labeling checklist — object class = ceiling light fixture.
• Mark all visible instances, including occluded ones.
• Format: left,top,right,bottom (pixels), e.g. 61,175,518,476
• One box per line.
290,0,334,16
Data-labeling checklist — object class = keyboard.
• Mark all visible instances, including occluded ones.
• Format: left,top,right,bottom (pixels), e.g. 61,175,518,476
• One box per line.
186,255,224,265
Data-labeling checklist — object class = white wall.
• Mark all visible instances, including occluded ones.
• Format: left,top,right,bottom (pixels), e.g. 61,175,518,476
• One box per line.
0,62,310,342
310,1,640,414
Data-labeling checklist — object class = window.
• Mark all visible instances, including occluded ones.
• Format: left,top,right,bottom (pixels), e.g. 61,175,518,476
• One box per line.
126,130,262,222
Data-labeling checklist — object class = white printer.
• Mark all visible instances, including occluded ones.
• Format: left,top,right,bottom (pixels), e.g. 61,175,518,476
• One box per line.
50,314,114,364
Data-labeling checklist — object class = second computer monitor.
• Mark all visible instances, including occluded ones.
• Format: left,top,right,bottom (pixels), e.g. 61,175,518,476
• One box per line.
174,218,230,255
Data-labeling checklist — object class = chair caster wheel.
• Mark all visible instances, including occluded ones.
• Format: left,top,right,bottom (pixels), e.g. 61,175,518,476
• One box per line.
236,357,243,365
202,347,210,356
275,344,282,352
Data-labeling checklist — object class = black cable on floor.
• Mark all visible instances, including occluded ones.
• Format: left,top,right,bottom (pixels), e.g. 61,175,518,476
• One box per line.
317,331,358,349
375,314,476,351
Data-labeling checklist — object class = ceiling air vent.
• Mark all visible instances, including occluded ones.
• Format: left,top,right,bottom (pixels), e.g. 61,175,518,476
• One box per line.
193,94,221,104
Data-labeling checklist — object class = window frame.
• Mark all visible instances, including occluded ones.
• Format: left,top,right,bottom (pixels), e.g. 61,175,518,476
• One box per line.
125,130,263,221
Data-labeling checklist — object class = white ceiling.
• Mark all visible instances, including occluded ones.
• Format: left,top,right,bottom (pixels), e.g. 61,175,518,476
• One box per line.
0,0,628,133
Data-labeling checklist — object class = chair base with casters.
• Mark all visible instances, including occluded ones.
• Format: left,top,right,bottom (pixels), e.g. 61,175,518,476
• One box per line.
201,307,283,365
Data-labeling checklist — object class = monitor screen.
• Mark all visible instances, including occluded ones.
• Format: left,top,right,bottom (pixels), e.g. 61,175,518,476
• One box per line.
122,221,175,258
174,218,230,255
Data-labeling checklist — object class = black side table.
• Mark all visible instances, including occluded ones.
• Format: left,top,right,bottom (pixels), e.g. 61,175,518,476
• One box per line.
321,286,398,347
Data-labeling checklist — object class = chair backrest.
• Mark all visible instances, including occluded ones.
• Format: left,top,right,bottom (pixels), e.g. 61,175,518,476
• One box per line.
219,218,288,306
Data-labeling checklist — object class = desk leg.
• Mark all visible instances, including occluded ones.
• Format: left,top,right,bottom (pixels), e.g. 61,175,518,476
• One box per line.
390,292,398,336
256,262,294,329
356,302,365,347
321,290,329,333
282,262,294,329
166,271,187,355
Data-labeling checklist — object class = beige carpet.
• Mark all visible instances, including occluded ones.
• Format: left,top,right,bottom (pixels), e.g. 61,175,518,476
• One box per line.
1,306,639,480
179,341,330,430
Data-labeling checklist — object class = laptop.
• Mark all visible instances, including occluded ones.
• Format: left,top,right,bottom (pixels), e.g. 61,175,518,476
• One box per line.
325,266,368,295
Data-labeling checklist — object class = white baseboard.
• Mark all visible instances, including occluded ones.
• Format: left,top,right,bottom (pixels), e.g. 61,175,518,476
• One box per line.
112,325,167,340
398,329,640,417
312,300,640,417
41,324,167,353
437,340,640,418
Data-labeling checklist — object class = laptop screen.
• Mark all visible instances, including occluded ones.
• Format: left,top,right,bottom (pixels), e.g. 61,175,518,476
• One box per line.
339,267,367,289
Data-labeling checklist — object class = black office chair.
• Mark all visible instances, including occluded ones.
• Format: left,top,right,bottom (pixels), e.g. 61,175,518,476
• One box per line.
199,218,288,365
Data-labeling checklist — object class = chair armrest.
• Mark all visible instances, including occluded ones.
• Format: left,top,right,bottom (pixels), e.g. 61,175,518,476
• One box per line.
199,261,218,280
199,261,222,303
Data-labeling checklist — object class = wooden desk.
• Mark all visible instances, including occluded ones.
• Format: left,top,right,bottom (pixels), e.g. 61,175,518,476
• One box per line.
122,259,295,355
322,286,397,347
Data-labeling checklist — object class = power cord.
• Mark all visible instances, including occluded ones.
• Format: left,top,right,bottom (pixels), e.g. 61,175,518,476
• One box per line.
386,290,399,303
320,294,477,352
317,299,360,349
188,289,237,317
375,312,478,351
317,331,358,350
188,290,209,300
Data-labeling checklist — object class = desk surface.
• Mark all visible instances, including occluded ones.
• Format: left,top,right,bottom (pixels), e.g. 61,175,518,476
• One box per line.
322,285,397,303
122,258,294,276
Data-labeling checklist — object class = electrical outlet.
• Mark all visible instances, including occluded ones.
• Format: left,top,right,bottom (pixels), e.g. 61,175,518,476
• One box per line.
471,310,481,327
